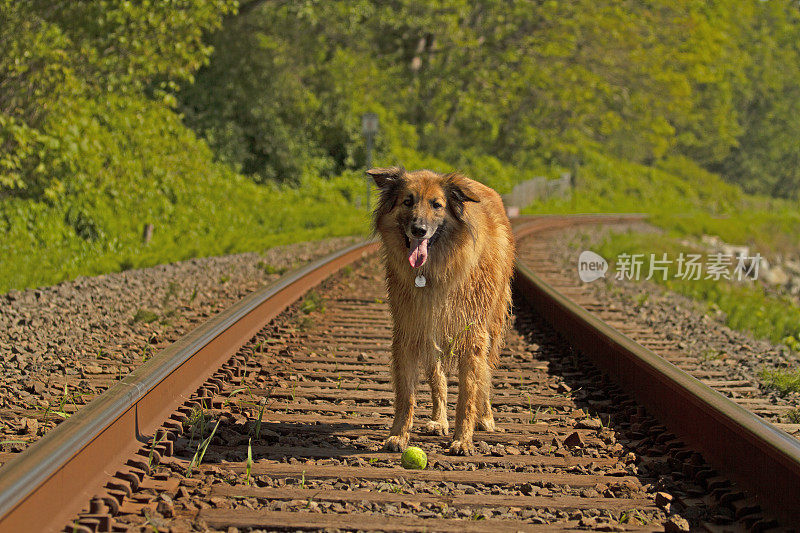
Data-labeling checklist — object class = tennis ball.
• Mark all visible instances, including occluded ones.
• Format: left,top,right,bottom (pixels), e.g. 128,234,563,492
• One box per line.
401,446,427,470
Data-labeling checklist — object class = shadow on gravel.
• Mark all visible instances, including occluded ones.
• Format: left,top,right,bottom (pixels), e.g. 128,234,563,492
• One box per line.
171,416,384,466
511,291,742,528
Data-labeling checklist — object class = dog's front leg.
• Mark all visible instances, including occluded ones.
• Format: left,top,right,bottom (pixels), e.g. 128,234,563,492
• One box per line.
423,358,449,436
449,334,489,455
383,345,417,451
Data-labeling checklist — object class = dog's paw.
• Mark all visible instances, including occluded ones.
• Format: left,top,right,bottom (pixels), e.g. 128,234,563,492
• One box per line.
475,416,496,432
448,439,475,456
423,420,449,436
382,435,408,452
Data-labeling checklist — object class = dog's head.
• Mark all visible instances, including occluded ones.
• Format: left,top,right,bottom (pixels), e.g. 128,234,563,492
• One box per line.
368,166,479,269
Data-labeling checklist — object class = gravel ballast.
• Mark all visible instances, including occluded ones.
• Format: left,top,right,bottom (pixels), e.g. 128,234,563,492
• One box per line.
0,237,361,461
534,223,800,427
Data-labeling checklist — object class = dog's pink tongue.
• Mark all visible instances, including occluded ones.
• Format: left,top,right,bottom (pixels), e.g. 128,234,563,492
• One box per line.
408,238,429,268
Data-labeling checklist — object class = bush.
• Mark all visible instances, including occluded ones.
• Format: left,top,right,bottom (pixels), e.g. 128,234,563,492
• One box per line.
0,93,370,292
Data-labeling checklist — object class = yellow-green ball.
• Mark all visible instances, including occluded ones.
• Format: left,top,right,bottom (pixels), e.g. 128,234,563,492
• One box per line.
401,446,427,470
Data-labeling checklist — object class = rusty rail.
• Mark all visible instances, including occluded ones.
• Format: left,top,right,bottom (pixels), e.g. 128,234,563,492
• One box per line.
1,214,800,529
512,215,800,526
0,240,378,532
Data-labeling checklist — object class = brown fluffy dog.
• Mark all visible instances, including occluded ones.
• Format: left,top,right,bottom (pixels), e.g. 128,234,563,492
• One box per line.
368,167,515,455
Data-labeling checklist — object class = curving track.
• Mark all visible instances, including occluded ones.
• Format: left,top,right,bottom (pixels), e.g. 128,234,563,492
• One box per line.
0,215,798,532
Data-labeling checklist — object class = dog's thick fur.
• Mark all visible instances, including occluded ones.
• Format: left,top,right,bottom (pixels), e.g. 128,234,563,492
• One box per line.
368,167,515,455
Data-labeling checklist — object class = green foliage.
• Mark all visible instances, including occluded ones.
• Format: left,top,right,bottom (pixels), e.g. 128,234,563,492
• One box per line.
0,115,60,196
180,0,755,183
0,2,80,125
29,0,236,95
178,0,800,203
4,0,800,294
714,0,800,198
525,151,800,255
0,78,370,292
760,368,800,396
0,0,369,293
180,3,337,183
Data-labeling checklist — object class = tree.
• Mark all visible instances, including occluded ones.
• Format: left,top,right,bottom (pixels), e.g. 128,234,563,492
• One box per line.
714,0,800,198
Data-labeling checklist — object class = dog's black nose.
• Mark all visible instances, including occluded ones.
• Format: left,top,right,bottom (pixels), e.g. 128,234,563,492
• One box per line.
410,224,427,238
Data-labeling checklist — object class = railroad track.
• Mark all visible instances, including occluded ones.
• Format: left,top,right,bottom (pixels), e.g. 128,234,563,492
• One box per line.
517,223,800,436
0,215,798,532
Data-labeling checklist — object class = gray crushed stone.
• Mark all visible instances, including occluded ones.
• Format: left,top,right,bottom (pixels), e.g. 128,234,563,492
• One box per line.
0,236,361,453
549,224,800,422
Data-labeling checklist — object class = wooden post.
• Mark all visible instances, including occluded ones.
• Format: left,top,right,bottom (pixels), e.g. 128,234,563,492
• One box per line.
142,224,154,245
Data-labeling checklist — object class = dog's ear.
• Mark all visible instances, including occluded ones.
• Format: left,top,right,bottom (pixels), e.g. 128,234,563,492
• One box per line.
369,167,406,227
366,166,405,189
443,172,480,220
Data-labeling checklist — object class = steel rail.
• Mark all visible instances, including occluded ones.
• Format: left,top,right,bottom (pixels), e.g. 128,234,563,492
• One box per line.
2,213,800,530
513,220,800,526
0,240,378,533
510,212,647,237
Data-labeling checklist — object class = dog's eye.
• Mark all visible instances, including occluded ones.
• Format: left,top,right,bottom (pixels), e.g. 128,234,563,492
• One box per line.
403,197,413,207
431,200,443,209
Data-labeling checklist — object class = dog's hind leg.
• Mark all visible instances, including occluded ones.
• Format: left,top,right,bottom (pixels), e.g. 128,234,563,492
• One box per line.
383,346,417,452
423,358,449,436
475,368,495,432
475,336,498,432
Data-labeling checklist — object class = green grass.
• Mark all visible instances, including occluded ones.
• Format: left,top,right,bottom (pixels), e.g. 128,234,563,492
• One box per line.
1,173,370,293
761,369,800,396
524,151,800,256
781,335,800,352
245,438,253,486
256,261,287,275
132,309,159,324
186,419,220,476
300,290,325,314
148,432,166,470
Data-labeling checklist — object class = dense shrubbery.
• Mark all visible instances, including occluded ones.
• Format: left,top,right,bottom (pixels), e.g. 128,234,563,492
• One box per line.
3,1,800,292
0,1,367,292
182,0,800,200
